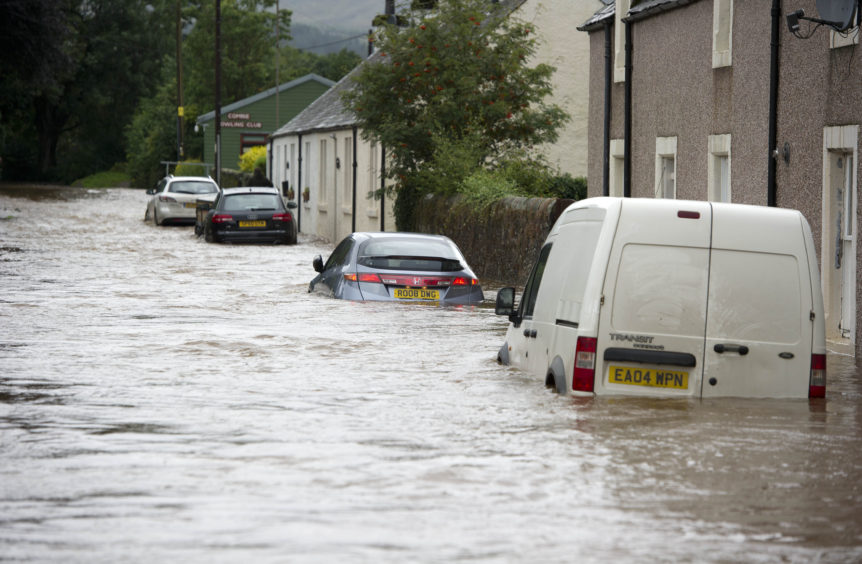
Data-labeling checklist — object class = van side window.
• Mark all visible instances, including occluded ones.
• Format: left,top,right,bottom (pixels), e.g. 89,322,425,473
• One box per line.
520,244,553,319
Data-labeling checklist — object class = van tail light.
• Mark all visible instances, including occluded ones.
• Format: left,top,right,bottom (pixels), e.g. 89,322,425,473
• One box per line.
212,214,233,224
272,212,292,222
809,353,826,398
573,337,597,393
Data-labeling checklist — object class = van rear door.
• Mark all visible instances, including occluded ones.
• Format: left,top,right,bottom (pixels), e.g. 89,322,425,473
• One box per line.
594,200,713,397
701,205,812,398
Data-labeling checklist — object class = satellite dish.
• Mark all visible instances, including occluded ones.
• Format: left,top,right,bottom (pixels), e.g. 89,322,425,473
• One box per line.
816,0,858,31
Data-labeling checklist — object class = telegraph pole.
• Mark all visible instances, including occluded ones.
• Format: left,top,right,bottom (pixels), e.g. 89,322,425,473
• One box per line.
214,0,222,186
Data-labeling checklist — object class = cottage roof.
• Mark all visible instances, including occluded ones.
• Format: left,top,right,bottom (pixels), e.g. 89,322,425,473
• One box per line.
578,1,615,31
196,73,335,124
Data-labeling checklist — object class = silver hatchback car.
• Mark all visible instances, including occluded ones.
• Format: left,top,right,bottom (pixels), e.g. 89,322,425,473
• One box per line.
310,232,484,305
145,175,219,226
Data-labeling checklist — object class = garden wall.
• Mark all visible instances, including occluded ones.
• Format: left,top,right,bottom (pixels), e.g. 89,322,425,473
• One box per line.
413,194,574,288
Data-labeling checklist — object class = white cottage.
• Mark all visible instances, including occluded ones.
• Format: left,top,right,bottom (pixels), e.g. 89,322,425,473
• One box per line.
269,54,395,244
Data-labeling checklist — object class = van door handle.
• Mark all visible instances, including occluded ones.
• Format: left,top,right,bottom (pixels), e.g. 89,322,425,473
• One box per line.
523,329,537,338
714,343,749,355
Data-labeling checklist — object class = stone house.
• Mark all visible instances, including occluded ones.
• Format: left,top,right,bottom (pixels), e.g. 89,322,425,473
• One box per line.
578,0,861,354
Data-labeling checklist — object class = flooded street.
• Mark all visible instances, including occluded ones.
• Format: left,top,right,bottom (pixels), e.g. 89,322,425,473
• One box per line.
1,186,862,563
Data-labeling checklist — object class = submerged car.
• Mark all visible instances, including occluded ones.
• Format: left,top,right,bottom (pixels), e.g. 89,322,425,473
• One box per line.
201,186,297,244
145,175,220,225
310,232,484,304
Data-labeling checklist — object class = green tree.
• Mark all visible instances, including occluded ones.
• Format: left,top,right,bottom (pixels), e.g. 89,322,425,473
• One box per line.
0,0,170,181
342,0,569,229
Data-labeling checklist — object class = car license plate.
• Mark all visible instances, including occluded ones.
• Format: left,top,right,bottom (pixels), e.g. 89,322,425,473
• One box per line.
393,288,439,300
184,202,198,208
239,220,266,228
607,365,688,389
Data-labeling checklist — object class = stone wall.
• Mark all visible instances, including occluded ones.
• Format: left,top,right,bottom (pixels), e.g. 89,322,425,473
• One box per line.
414,194,574,287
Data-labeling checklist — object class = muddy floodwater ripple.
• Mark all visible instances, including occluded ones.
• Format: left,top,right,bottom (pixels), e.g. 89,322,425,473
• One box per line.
1,186,861,562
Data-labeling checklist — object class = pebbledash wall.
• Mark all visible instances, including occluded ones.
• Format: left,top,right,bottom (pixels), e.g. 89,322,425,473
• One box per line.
413,194,574,287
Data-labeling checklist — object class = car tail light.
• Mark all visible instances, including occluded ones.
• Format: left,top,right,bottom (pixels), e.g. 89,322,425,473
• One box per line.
452,277,478,286
158,195,177,202
344,273,382,283
272,212,292,222
809,353,826,398
572,337,597,393
212,214,233,224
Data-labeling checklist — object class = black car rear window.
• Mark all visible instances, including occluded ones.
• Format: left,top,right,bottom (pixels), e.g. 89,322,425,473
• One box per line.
223,194,281,211
169,181,218,194
358,239,463,271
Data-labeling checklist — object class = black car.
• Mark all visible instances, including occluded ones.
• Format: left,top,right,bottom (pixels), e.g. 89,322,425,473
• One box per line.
201,186,297,244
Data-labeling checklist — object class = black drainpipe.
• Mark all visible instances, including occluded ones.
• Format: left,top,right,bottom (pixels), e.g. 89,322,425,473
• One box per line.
352,126,358,232
767,0,781,207
380,143,386,231
623,18,633,198
297,133,303,233
603,20,612,197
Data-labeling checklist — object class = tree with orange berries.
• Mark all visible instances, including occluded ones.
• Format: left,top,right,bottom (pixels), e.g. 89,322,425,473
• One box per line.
343,0,569,230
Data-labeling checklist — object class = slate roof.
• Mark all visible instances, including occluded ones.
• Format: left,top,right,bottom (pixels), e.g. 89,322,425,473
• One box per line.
196,73,335,124
270,53,383,138
578,0,698,31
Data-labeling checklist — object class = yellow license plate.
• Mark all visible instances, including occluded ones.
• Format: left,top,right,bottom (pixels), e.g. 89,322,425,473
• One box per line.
607,365,688,389
393,288,439,300
239,220,266,228
184,202,198,208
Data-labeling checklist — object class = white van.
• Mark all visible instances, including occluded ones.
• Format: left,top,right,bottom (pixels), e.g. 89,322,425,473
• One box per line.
495,197,827,399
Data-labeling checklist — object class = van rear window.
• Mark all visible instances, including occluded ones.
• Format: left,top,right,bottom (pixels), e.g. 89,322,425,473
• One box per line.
611,244,709,336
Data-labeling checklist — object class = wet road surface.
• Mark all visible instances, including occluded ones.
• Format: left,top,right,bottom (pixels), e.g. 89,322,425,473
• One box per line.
1,186,861,562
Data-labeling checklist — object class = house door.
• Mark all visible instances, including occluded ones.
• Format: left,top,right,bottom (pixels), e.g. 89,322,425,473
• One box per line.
826,151,856,344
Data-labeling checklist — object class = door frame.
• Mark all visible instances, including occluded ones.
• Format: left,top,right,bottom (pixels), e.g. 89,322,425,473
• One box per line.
822,125,859,352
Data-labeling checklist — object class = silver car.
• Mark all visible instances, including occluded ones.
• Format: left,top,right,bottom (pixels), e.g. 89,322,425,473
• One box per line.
145,175,219,226
310,232,484,305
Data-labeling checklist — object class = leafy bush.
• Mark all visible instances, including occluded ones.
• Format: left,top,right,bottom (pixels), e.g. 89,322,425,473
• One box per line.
72,170,131,188
238,146,267,173
545,173,587,200
174,160,211,177
457,169,523,210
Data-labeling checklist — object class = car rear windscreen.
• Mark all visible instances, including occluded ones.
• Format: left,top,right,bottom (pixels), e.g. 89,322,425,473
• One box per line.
224,194,281,211
169,181,218,194
358,239,463,271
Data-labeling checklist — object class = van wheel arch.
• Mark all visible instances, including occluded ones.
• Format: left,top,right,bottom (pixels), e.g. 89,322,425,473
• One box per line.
547,356,568,395
497,342,509,365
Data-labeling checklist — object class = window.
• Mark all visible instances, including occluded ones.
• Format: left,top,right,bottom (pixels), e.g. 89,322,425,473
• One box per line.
304,141,311,205
609,139,625,197
708,134,732,202
654,136,678,199
368,142,379,216
614,0,631,83
318,139,328,205
712,0,733,68
519,244,553,319
240,133,267,154
324,237,354,271
343,137,353,212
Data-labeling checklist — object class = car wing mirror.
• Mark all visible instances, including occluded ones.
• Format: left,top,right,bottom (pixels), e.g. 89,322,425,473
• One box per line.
313,255,324,273
286,201,298,209
146,188,156,195
495,287,516,317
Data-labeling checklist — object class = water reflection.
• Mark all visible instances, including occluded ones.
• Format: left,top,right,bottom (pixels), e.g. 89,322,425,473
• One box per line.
0,186,861,563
